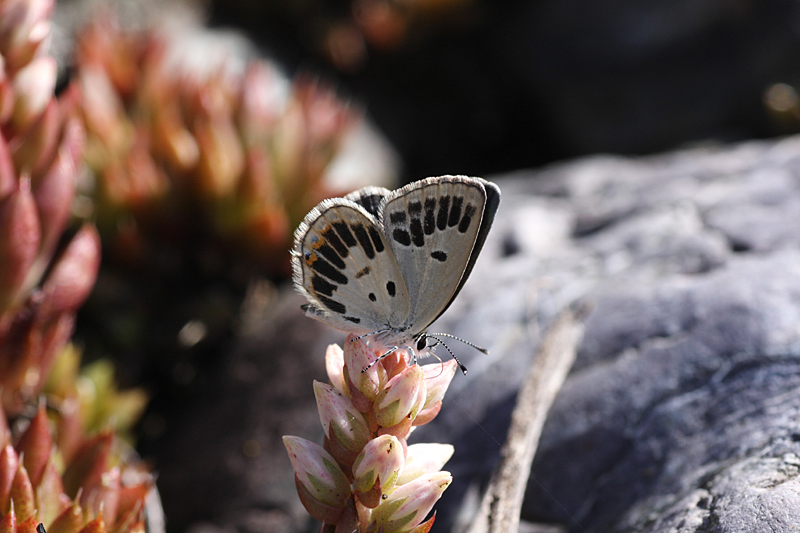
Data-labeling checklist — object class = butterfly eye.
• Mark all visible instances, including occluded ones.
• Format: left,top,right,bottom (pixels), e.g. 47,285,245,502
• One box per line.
416,336,428,351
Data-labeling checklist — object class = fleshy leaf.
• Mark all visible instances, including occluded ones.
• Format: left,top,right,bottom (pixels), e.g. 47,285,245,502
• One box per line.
16,404,52,487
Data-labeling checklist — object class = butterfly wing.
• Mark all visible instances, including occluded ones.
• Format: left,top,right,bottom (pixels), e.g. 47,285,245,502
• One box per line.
345,186,391,218
292,198,411,334
445,178,500,314
379,176,500,333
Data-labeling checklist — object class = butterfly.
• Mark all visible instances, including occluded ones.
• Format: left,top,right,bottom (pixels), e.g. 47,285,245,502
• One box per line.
292,175,501,373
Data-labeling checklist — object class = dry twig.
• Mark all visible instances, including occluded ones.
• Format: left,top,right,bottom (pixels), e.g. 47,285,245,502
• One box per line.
466,306,587,533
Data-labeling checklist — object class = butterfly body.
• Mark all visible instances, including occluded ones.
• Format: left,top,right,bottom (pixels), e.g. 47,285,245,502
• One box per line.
292,176,500,360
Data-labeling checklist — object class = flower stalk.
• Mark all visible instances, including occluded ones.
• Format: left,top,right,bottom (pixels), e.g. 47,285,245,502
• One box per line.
284,336,457,533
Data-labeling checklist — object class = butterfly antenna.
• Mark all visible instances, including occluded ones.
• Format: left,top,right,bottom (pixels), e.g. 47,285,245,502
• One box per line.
361,346,398,373
427,335,468,375
428,333,489,354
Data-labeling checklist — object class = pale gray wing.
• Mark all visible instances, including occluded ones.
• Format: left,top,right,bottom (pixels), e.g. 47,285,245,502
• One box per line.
292,198,411,334
442,178,500,317
345,186,391,218
379,176,493,334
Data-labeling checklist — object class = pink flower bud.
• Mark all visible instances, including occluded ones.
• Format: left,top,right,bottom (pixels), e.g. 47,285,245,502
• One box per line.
324,344,347,395
414,361,457,426
367,471,452,533
352,435,403,508
313,381,370,467
420,361,457,410
344,336,383,410
283,436,350,524
11,56,56,131
397,444,454,486
374,365,426,428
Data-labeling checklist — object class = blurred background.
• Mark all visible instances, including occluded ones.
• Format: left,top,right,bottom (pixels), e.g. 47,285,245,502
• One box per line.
206,0,800,180
5,0,800,531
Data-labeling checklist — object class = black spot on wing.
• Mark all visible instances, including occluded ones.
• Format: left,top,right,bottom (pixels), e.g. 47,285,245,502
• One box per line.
393,229,412,246
301,304,327,317
316,243,346,269
458,204,477,233
318,295,346,314
424,198,436,235
332,221,357,247
368,227,385,253
386,281,396,297
322,228,348,258
354,193,383,216
355,266,370,278
312,275,337,296
437,196,450,230
343,316,361,324
410,217,424,247
352,224,375,259
389,211,407,224
408,200,422,214
369,293,376,302
448,196,463,227
431,251,447,262
309,256,348,285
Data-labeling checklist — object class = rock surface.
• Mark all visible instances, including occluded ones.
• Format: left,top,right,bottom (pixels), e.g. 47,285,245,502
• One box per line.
153,135,800,532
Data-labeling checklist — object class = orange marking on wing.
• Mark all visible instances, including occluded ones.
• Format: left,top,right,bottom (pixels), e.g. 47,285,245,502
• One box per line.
311,225,330,249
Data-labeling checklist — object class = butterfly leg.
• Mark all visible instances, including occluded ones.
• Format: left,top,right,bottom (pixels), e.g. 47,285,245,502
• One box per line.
361,346,398,373
350,328,391,343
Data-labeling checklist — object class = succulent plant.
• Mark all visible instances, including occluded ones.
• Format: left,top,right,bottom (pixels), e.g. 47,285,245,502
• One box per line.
71,11,357,276
0,0,101,416
284,336,456,533
0,397,153,533
43,344,148,449
0,5,155,532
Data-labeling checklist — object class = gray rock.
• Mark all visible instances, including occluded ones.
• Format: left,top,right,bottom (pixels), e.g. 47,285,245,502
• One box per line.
156,135,800,532
416,137,800,532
